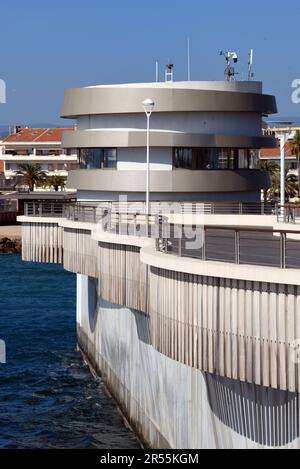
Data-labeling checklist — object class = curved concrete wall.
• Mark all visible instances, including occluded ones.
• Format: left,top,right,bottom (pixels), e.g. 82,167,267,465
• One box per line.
62,129,275,149
78,112,262,136
67,169,270,193
61,84,277,118
20,217,300,448
78,299,300,449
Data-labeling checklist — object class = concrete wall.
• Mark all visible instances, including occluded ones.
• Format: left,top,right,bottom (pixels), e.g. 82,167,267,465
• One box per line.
77,191,261,203
19,217,300,449
77,276,300,449
78,112,262,137
21,221,63,264
117,147,172,171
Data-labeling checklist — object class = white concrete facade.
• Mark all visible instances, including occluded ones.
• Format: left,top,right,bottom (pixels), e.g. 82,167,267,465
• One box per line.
78,112,262,137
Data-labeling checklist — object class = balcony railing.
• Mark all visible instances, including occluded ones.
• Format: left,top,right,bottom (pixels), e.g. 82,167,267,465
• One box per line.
276,205,300,224
24,202,70,218
23,202,300,269
24,201,280,218
156,223,300,270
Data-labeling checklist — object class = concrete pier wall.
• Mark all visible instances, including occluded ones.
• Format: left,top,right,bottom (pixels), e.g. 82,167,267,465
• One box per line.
21,221,63,264
77,276,300,449
18,216,300,448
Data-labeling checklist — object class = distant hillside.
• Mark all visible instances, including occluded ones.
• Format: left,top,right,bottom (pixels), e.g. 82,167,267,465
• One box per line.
265,116,300,126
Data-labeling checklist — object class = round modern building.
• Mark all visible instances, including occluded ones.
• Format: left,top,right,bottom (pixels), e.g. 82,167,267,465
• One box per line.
61,80,277,203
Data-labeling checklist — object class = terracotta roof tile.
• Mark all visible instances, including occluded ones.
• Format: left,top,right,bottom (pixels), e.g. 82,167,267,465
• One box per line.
3,127,74,143
260,140,293,158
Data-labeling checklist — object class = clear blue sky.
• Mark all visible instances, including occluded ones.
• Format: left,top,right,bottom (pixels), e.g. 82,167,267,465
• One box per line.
1,0,300,125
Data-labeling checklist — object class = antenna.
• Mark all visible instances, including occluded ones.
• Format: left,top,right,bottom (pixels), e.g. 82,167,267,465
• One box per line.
187,37,191,81
165,62,174,82
155,61,159,82
248,49,254,81
220,50,239,81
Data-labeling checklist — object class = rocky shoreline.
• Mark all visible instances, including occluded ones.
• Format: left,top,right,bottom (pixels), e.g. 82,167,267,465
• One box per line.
0,237,22,254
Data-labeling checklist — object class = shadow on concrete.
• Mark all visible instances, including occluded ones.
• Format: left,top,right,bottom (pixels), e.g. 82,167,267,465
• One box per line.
204,372,299,447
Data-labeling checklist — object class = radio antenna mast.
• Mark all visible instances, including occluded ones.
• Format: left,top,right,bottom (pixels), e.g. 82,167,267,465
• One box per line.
248,49,254,81
187,37,191,81
220,50,239,81
165,62,174,82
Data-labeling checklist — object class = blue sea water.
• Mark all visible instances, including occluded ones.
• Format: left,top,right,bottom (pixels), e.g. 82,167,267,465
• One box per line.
0,255,139,449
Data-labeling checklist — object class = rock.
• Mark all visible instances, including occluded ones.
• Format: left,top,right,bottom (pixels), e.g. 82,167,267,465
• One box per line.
0,237,22,254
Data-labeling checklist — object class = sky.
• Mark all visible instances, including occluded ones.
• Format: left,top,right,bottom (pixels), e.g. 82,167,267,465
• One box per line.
1,0,300,126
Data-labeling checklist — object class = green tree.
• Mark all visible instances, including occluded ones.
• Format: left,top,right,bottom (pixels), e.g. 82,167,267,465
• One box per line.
16,164,46,192
259,160,280,201
269,170,298,202
290,131,300,197
45,175,67,192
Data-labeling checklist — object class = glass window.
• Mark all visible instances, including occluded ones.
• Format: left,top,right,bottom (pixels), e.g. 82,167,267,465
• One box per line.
103,149,117,169
238,149,248,169
173,148,193,169
249,150,259,169
79,148,117,169
173,148,259,170
218,149,229,169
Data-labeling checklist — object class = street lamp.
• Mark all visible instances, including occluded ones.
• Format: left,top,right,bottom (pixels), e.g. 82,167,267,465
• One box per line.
143,98,155,215
269,121,293,222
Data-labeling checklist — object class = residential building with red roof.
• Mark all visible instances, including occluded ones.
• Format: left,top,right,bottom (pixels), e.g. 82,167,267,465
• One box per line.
260,139,299,176
0,126,78,180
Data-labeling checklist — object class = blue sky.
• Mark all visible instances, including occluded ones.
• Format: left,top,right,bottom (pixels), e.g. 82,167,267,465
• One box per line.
0,0,300,125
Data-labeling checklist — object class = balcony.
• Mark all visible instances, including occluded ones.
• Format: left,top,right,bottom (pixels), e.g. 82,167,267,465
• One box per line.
1,154,78,163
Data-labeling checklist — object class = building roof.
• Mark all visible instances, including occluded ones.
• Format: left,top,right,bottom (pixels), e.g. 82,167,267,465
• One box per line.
3,127,74,144
86,81,263,94
260,140,294,158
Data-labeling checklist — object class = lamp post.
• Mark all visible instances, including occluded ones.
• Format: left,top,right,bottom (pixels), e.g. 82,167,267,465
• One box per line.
269,121,293,223
143,98,155,215
279,132,288,222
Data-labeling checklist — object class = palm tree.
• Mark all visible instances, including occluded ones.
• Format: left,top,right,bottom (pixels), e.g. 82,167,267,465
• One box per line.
44,175,66,192
16,164,47,192
290,131,300,197
269,170,298,202
259,160,280,201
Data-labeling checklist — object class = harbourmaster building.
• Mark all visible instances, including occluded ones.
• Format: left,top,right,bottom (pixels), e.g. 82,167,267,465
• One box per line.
19,79,300,450
61,80,277,203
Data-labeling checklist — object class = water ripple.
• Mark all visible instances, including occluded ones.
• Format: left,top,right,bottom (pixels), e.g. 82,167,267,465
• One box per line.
0,255,139,449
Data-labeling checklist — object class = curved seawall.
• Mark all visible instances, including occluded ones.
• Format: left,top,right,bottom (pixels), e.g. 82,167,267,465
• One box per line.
18,217,300,449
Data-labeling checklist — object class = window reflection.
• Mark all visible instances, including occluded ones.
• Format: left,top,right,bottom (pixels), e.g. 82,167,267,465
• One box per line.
79,148,117,169
173,148,259,170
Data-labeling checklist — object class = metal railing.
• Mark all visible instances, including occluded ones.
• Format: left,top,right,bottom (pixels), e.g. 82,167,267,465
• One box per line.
157,224,300,269
86,200,276,216
276,205,300,224
24,202,70,218
23,202,300,269
102,211,168,238
24,200,280,219
64,204,107,224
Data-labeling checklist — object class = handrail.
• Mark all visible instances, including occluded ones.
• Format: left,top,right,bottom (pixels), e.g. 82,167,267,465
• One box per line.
23,202,300,269
24,200,283,218
156,223,300,270
276,205,300,224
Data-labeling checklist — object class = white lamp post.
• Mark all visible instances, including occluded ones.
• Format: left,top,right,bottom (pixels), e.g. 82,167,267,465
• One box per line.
279,132,288,222
269,121,293,223
143,98,155,215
